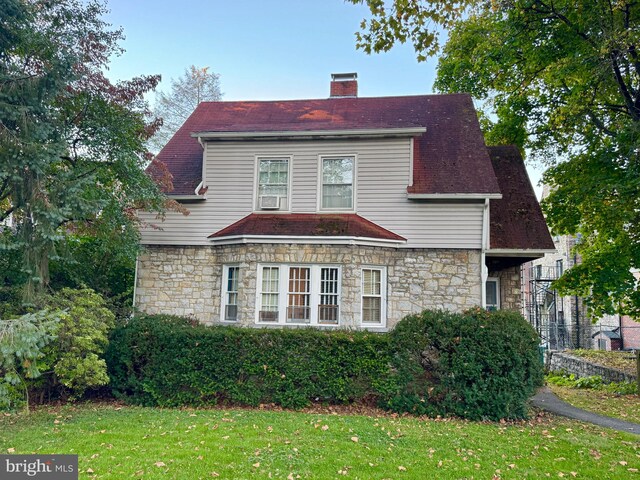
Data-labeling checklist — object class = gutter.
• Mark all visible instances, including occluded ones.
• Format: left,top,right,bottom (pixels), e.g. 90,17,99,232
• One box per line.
407,193,502,200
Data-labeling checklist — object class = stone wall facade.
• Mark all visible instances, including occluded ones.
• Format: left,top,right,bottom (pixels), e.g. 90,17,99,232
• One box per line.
135,244,483,330
547,351,637,384
489,265,521,311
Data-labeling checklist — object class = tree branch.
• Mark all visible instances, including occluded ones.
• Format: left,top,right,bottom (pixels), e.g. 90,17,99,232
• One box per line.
610,50,640,120
0,205,16,224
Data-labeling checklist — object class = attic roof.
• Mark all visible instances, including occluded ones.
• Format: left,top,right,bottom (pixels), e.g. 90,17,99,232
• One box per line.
153,94,501,197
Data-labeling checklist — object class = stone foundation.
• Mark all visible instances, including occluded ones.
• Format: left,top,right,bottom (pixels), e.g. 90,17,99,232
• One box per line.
135,244,483,329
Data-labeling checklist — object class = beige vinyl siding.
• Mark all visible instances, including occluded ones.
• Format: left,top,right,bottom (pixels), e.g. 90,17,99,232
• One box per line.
139,138,483,248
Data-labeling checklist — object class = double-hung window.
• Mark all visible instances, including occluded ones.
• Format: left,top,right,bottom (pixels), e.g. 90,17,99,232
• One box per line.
485,277,500,311
259,266,280,322
361,267,386,326
257,265,341,325
287,267,311,323
257,157,289,210
222,266,240,321
319,267,339,324
320,156,354,210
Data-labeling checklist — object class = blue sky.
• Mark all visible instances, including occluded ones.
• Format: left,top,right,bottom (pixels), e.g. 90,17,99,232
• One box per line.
104,0,437,100
103,0,543,193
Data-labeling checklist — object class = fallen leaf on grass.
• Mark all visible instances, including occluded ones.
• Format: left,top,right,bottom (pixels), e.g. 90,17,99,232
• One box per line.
619,461,628,466
86,468,94,473
589,449,602,460
253,462,260,468
7,448,15,453
398,465,407,471
351,436,359,443
322,425,329,431
154,461,166,467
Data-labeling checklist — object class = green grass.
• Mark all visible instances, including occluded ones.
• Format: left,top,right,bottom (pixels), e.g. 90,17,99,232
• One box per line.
549,384,640,424
1,404,639,479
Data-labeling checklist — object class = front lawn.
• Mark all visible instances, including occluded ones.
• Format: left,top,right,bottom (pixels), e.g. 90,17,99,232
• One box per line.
1,404,639,479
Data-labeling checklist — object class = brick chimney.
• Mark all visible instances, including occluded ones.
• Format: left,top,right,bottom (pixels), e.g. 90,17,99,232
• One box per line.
330,73,358,98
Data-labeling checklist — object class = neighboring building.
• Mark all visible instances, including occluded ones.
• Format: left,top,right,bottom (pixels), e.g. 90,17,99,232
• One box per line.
523,206,640,350
135,73,554,330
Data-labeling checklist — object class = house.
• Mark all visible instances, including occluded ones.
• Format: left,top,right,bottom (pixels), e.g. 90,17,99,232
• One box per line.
135,73,554,330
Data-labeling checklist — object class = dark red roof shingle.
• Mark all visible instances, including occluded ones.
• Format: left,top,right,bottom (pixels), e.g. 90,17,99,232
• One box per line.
154,94,501,196
488,145,555,251
209,213,406,242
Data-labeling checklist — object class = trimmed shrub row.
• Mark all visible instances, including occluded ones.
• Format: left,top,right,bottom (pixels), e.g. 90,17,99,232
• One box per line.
106,309,543,420
106,315,394,409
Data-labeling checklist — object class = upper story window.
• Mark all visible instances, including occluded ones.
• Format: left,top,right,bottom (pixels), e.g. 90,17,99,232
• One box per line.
257,157,289,210
320,156,354,210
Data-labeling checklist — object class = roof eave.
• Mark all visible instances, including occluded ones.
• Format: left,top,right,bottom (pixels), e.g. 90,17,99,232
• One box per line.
167,195,207,202
408,193,502,200
208,234,407,247
191,127,427,141
486,248,556,258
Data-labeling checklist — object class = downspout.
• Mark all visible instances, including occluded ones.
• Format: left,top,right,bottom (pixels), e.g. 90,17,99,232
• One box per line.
132,255,139,312
480,198,489,308
619,314,624,350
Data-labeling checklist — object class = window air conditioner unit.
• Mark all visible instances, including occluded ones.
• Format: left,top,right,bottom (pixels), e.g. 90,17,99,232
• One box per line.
259,195,280,210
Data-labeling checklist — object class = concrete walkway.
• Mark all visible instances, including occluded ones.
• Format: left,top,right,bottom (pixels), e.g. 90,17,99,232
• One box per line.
531,386,640,435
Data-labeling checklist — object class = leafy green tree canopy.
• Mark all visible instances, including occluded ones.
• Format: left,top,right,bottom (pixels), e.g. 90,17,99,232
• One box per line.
351,0,640,318
0,0,174,299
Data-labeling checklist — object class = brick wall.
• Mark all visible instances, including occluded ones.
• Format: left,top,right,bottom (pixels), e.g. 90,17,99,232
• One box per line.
622,315,640,349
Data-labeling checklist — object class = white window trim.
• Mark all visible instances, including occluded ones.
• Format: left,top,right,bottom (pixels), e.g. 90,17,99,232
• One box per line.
360,266,387,328
255,264,342,326
485,276,500,310
317,154,357,212
253,155,293,212
220,265,240,322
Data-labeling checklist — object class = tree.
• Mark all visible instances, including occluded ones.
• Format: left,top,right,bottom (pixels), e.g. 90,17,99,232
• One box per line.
0,0,175,300
350,0,640,318
149,66,222,153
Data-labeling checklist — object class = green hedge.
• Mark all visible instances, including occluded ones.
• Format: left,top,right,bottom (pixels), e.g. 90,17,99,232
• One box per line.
106,315,395,409
106,309,543,419
386,308,544,420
